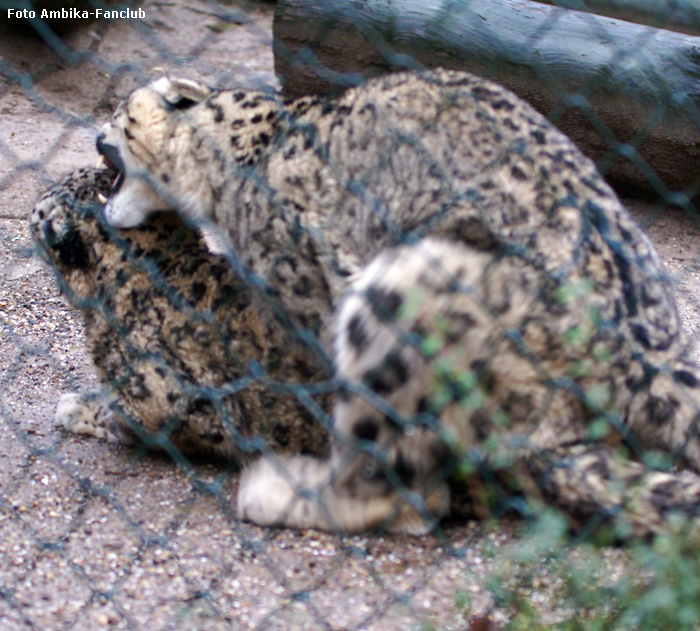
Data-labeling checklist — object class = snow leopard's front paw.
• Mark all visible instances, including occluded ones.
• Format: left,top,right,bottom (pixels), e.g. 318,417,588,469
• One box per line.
237,454,450,535
56,390,129,444
237,455,334,530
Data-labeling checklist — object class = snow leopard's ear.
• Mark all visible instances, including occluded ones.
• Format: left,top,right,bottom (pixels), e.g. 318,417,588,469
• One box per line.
151,77,210,111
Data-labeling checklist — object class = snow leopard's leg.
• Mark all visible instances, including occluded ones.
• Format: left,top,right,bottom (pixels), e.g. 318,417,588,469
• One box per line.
56,389,137,446
238,239,492,535
529,444,700,537
237,454,449,535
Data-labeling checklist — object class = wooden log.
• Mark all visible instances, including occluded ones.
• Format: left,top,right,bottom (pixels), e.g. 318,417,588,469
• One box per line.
534,0,700,37
273,0,700,202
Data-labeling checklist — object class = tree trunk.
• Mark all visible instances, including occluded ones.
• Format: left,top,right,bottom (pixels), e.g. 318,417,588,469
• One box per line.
534,0,700,37
273,0,700,201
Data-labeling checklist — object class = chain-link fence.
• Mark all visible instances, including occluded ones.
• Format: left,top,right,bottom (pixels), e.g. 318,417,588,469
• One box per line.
5,1,700,629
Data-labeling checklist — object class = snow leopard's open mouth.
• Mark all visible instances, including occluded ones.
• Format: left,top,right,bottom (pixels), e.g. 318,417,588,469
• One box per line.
95,132,125,203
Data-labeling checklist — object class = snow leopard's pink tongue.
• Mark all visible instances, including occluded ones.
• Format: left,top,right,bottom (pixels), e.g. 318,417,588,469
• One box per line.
95,155,123,193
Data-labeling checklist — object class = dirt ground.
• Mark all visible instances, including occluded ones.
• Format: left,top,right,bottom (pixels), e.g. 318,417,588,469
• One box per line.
2,1,700,630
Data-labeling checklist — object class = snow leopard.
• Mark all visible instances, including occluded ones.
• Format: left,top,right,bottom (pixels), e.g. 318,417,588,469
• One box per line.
30,167,330,462
84,68,700,535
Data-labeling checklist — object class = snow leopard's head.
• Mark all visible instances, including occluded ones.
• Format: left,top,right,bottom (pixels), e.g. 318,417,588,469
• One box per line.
96,77,210,228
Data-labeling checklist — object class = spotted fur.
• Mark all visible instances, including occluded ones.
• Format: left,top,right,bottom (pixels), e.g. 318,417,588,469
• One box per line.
30,168,330,462
62,68,700,535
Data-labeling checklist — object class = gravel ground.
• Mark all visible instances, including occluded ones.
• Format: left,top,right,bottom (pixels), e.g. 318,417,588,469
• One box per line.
2,2,700,630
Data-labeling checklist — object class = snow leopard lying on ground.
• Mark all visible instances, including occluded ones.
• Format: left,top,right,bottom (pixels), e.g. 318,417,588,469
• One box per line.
44,67,700,537
30,167,330,462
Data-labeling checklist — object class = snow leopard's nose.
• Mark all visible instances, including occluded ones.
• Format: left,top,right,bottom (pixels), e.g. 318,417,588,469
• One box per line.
95,131,106,154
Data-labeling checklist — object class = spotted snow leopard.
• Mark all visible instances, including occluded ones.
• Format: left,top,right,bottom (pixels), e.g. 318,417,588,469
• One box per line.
36,67,700,536
31,167,331,462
